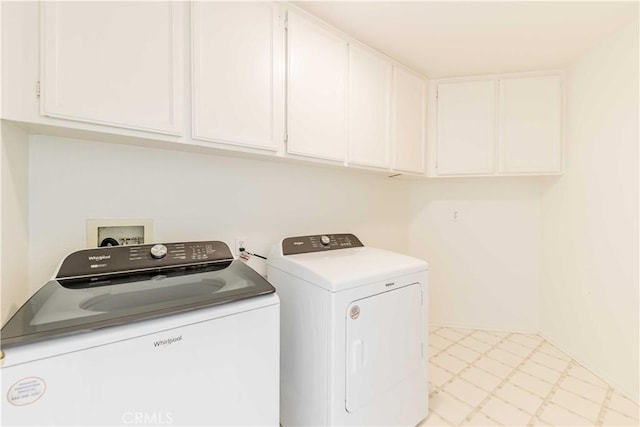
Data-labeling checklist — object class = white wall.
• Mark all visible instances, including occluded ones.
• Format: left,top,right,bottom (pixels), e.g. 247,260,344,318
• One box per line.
540,19,639,402
1,121,30,324
408,178,542,333
27,135,411,294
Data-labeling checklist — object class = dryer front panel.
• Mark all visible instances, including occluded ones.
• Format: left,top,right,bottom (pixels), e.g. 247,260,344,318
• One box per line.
345,282,423,413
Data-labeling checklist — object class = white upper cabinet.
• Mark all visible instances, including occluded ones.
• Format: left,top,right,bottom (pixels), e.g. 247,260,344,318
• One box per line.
347,44,392,169
436,81,496,175
392,67,426,174
432,73,563,176
287,11,347,162
41,1,184,134
192,2,284,151
499,76,562,173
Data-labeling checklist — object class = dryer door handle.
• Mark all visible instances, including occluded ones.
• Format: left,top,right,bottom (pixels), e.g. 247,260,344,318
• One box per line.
351,339,366,373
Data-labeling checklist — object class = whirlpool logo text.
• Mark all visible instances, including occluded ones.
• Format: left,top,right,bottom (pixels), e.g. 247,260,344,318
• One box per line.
153,335,182,348
87,255,111,261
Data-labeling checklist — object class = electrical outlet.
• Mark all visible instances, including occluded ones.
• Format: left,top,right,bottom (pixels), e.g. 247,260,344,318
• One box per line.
235,237,248,257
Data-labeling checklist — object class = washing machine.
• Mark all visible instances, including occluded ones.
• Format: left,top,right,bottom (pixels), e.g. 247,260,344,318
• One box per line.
1,241,279,426
267,233,428,426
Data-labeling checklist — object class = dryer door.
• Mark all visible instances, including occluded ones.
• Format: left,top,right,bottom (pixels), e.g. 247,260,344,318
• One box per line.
345,282,423,413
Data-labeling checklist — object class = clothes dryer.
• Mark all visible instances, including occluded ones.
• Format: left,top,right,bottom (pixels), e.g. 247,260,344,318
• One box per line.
267,233,428,426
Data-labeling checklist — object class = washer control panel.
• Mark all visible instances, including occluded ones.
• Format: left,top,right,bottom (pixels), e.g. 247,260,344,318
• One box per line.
150,244,168,259
282,234,363,255
56,241,234,279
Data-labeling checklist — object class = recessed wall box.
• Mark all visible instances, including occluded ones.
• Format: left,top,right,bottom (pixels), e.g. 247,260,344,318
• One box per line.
86,219,154,248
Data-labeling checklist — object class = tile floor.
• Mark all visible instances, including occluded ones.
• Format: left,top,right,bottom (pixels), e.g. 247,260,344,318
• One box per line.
421,326,639,426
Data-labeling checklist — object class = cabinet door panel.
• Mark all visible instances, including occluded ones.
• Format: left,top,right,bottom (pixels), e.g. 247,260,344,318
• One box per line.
287,12,347,161
499,76,562,173
393,68,425,173
41,1,183,134
348,45,391,168
436,81,496,175
192,2,281,150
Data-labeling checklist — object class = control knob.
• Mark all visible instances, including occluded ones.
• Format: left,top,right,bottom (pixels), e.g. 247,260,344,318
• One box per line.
150,244,168,259
320,235,331,246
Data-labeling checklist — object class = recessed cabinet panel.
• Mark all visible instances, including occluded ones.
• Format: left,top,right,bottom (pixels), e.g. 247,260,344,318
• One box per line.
499,76,562,173
348,45,392,168
436,81,496,175
41,1,183,134
192,2,281,150
287,12,347,161
392,68,425,174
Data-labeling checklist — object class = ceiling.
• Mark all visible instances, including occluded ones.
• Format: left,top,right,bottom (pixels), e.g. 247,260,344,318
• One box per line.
294,1,639,78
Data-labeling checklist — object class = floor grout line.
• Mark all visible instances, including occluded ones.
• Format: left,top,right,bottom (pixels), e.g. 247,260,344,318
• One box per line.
602,405,640,422
535,346,572,363
595,387,614,426
555,382,612,405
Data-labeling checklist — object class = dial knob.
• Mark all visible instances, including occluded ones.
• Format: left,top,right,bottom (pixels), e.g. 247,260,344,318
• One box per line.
320,235,330,246
150,244,168,259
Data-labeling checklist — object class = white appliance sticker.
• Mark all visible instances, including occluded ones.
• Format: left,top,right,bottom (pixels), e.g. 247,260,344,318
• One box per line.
7,377,46,406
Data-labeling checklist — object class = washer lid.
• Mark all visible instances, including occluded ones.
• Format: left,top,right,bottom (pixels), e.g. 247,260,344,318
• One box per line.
269,246,428,292
1,243,275,348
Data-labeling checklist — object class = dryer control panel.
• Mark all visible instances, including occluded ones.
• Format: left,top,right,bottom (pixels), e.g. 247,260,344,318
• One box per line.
282,234,363,255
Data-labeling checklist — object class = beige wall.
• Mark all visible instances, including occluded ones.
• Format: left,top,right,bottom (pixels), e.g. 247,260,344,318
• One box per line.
540,20,639,402
27,135,412,294
1,121,30,324
409,178,542,333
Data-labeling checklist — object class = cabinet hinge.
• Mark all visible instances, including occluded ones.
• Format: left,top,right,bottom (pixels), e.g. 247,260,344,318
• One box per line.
35,81,41,99
284,132,288,144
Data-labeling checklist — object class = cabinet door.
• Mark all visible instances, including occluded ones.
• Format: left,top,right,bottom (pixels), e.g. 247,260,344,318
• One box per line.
41,1,183,134
192,2,283,151
499,76,562,173
287,12,347,161
392,68,425,174
436,81,496,175
348,45,392,169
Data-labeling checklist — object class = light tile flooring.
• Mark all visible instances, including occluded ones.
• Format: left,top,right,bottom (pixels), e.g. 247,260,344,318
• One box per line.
421,326,639,426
